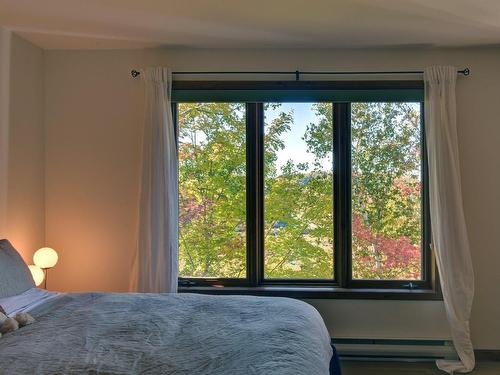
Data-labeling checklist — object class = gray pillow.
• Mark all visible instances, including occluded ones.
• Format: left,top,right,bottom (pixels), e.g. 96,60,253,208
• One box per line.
0,239,35,298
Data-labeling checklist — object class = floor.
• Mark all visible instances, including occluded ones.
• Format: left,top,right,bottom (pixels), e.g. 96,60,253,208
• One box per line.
341,360,500,374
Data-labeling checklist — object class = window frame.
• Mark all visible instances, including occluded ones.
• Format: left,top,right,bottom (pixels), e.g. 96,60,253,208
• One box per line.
175,80,440,300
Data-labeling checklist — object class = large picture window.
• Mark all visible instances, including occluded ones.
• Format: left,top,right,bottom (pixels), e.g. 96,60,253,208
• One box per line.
175,81,435,298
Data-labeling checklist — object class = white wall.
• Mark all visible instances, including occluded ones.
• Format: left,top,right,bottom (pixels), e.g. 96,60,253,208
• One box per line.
3,34,45,261
43,47,500,350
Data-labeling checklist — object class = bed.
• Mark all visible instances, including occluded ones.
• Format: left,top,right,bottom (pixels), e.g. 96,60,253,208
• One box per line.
0,240,341,375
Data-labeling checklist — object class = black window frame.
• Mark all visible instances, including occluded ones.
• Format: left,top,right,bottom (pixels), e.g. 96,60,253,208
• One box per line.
175,80,440,300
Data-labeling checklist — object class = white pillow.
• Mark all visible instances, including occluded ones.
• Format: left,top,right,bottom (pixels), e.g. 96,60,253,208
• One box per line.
0,240,35,298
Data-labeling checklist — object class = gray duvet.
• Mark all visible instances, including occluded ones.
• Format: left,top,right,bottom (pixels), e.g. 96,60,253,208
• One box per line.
0,293,332,375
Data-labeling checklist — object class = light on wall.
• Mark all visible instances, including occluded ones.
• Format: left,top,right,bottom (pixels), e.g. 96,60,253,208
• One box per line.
28,265,45,287
33,247,58,289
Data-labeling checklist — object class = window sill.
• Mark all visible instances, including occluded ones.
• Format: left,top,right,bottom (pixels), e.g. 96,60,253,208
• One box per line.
178,285,442,300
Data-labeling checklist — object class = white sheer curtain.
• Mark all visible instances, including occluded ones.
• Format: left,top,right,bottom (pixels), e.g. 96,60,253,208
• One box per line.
424,66,475,373
131,67,178,293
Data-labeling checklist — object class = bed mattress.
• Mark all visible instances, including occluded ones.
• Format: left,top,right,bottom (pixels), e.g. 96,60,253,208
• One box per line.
0,292,333,375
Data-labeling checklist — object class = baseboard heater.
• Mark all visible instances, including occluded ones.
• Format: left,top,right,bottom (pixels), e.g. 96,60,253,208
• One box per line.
332,338,457,362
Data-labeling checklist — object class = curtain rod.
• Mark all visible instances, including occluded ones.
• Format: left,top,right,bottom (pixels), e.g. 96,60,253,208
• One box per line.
130,68,470,80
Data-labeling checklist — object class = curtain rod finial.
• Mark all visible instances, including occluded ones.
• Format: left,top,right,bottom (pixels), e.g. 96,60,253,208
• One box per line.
131,69,141,78
463,68,470,76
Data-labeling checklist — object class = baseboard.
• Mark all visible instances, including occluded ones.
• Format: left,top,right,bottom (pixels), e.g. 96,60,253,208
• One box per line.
332,338,456,361
332,338,500,362
475,350,500,362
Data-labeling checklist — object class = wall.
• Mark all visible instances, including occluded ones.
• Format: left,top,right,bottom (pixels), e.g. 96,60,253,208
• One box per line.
44,49,144,292
4,34,45,261
0,28,10,238
44,47,500,350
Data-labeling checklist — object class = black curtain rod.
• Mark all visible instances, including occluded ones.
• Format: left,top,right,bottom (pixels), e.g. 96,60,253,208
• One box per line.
130,68,470,79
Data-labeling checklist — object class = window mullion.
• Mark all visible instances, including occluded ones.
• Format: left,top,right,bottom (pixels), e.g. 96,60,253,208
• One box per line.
421,101,433,289
334,102,351,288
246,103,264,287
256,103,265,286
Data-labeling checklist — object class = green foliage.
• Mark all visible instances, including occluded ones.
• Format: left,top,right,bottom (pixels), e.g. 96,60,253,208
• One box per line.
264,103,333,279
178,101,422,280
178,103,246,278
351,103,421,280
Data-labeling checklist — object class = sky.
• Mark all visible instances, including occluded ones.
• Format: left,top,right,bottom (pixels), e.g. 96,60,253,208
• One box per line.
265,102,332,173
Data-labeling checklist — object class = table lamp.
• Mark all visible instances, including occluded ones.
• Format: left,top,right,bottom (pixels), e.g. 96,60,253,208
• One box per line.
33,247,58,289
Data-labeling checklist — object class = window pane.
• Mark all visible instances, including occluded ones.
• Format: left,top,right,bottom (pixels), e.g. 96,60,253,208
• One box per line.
178,103,246,278
351,102,422,280
264,103,334,279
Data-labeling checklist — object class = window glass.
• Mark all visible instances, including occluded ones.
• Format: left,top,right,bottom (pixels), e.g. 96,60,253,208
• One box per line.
178,103,247,278
351,102,422,280
264,103,334,279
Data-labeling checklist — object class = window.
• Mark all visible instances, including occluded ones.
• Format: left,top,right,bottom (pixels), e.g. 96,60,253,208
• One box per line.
351,103,423,281
178,103,247,279
264,103,334,280
175,81,435,298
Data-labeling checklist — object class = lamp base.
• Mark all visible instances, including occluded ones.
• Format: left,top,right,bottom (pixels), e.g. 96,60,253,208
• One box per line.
42,268,51,289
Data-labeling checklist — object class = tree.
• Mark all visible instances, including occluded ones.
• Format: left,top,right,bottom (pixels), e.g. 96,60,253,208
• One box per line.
350,103,421,279
178,101,422,280
264,103,333,279
178,103,247,277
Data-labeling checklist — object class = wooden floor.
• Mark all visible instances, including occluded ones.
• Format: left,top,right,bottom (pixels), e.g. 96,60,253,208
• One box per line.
341,360,500,374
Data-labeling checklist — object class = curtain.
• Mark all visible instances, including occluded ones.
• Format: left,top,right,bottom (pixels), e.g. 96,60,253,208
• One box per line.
131,67,178,293
424,66,475,373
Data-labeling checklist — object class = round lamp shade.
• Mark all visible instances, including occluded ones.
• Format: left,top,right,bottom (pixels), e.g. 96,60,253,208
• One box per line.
33,247,58,269
28,265,45,286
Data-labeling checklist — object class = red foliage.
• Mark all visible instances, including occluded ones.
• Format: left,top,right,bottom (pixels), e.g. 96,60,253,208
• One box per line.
393,178,421,198
179,144,194,160
352,215,420,277
180,197,212,225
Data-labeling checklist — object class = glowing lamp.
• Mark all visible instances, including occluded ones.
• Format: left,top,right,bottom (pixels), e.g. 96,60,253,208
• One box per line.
28,265,45,287
33,247,58,289
33,247,58,269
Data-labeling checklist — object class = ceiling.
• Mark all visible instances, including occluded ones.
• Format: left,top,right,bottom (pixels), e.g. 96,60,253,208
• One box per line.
0,0,500,49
